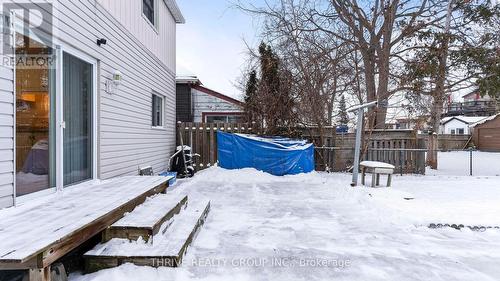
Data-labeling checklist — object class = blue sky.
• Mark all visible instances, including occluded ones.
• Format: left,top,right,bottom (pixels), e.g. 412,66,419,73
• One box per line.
176,0,264,100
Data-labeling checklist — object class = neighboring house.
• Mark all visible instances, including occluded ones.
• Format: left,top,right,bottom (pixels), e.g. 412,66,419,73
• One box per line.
176,76,244,123
384,116,429,131
471,114,500,151
463,91,492,102
0,0,184,209
396,116,430,130
439,116,488,135
444,90,498,117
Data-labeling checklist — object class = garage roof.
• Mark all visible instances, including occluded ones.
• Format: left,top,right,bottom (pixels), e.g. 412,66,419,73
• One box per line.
470,114,500,128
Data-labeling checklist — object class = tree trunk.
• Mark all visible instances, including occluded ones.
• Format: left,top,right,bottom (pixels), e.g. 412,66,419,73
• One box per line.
361,48,378,129
374,100,388,129
428,0,453,169
427,133,438,169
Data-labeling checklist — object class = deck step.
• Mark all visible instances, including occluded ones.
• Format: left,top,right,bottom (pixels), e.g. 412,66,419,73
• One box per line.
103,193,188,242
84,199,211,272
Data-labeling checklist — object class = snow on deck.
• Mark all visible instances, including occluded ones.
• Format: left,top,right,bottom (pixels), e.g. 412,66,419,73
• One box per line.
112,191,187,228
0,176,171,262
86,199,210,257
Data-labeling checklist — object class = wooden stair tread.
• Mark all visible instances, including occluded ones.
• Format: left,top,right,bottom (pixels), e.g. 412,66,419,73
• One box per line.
85,199,210,263
112,193,188,229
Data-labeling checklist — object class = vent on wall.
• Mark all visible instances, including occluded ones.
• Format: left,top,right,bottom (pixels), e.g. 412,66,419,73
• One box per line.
139,166,154,176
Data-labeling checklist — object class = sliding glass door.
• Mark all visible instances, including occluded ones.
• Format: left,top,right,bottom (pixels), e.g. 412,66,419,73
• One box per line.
62,52,93,186
15,34,95,198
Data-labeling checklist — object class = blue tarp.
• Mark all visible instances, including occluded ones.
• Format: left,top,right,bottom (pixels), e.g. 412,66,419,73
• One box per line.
217,131,315,176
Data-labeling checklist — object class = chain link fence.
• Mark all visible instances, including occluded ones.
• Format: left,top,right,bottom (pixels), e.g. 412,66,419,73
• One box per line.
315,147,500,176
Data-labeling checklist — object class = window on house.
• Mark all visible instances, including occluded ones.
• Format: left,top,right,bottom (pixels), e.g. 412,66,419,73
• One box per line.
152,93,163,127
205,115,244,123
457,128,465,135
206,115,227,123
450,129,456,135
143,0,156,26
227,115,244,123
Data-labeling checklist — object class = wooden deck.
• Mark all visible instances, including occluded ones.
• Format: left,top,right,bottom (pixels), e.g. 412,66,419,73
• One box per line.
84,199,211,272
0,176,171,278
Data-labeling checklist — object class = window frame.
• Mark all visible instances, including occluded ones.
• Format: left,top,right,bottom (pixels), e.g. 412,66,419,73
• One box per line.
142,0,159,31
206,115,230,123
204,114,244,124
151,92,165,129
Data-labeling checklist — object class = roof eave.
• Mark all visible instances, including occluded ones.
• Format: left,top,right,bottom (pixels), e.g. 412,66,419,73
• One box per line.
164,0,185,24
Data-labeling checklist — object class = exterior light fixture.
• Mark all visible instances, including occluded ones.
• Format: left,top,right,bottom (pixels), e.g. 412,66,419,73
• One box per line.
105,70,123,94
97,38,107,46
112,70,122,86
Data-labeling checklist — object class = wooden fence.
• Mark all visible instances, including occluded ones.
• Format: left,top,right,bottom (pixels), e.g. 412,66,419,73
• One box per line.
417,134,471,150
314,130,426,174
177,123,426,174
177,122,253,170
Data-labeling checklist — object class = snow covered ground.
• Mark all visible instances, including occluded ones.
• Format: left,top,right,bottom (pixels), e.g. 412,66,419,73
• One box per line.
428,151,500,176
72,153,500,281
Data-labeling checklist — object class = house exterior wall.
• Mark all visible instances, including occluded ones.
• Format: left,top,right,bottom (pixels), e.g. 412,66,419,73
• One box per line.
0,0,179,208
97,0,177,72
440,119,471,135
192,88,243,123
0,27,15,208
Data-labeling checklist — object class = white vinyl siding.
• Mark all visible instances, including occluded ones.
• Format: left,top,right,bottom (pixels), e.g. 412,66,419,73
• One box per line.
18,1,176,181
440,119,472,135
0,0,178,208
97,0,176,72
0,15,15,208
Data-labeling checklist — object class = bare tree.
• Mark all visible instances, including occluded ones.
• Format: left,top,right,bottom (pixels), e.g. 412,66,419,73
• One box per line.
237,0,356,147
238,0,451,130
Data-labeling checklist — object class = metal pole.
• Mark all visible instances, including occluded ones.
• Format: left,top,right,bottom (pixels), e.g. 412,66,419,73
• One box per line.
400,149,403,176
469,148,473,176
351,109,364,186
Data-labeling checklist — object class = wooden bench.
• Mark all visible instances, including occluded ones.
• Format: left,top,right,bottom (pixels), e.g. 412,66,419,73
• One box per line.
0,176,172,281
360,161,395,187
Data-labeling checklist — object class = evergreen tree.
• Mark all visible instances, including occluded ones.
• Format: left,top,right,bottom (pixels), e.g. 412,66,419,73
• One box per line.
338,95,349,126
401,0,499,133
457,2,499,98
241,42,298,135
257,42,297,135
243,70,259,123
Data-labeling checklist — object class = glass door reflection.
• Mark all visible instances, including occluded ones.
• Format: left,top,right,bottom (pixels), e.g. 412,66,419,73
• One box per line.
63,52,93,186
15,33,56,196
